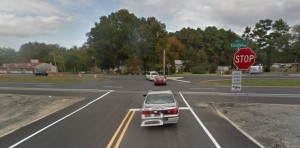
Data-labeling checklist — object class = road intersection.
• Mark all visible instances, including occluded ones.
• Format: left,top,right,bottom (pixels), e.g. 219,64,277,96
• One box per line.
0,74,299,148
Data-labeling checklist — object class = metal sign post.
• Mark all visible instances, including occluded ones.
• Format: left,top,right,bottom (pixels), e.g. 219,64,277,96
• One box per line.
246,70,251,105
167,64,171,75
232,70,242,105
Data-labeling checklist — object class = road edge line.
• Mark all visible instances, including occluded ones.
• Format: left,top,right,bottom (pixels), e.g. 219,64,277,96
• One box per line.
9,90,114,148
212,105,265,148
179,92,221,148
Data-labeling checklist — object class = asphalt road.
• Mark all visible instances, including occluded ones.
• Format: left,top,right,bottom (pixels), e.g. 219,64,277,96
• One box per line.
0,74,300,148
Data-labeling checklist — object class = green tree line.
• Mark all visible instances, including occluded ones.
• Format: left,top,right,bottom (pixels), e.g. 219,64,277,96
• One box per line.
1,9,300,74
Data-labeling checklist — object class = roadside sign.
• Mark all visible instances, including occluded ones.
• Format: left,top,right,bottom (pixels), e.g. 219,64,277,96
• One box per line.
231,39,247,48
232,71,242,91
167,63,171,69
233,48,256,70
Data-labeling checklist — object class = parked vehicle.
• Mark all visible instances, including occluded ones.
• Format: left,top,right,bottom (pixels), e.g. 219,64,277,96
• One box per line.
145,71,159,80
154,75,167,85
250,66,263,74
34,71,48,76
141,90,179,127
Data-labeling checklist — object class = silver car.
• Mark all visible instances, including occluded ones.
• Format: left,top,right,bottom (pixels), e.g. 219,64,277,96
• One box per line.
141,90,179,127
145,71,159,81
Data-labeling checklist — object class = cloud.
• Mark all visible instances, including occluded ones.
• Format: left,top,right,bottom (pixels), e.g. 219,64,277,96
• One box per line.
0,13,72,36
120,0,300,33
0,0,72,37
58,0,94,8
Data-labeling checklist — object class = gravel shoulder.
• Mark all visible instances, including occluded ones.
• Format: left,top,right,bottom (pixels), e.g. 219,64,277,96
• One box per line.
0,94,84,138
214,102,300,148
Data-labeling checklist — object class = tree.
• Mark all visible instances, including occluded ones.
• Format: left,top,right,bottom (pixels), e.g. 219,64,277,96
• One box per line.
139,17,168,71
18,42,51,63
86,9,141,71
64,49,85,73
167,36,186,60
124,54,142,74
86,9,168,73
250,19,291,71
0,48,17,65
291,24,300,63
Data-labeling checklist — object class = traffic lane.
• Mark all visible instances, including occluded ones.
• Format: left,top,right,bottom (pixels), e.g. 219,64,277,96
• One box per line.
180,93,300,105
179,85,300,96
180,73,298,84
0,88,103,97
0,76,195,93
0,90,109,148
118,110,216,148
3,91,149,148
182,94,259,148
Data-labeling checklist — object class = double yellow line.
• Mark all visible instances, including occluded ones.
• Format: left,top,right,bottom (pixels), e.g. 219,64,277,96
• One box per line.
106,111,135,148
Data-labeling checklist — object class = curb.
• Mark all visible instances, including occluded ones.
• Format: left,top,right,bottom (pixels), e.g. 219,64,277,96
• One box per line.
211,104,265,148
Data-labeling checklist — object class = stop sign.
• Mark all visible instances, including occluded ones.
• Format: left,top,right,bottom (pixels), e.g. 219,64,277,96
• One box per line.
233,48,256,70
167,63,172,69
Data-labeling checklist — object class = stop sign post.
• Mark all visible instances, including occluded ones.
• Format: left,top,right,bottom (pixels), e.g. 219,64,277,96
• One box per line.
233,48,256,70
232,47,256,105
167,63,171,75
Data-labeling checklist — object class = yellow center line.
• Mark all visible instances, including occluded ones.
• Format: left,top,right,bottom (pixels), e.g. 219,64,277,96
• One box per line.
114,111,135,148
106,111,132,148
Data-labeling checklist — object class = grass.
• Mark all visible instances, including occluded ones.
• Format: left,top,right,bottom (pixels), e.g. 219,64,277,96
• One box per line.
197,78,300,86
173,72,217,76
0,74,104,83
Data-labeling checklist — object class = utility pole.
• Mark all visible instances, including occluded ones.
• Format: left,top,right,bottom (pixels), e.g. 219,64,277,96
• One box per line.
60,49,66,72
51,53,57,67
163,50,165,75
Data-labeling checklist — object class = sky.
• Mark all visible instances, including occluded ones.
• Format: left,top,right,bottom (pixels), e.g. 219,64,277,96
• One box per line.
0,0,300,51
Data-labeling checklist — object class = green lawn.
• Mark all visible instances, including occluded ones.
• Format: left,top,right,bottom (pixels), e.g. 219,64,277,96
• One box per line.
197,78,300,86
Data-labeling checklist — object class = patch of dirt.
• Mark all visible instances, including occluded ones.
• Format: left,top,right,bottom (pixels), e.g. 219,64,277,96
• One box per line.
0,94,84,137
214,102,300,148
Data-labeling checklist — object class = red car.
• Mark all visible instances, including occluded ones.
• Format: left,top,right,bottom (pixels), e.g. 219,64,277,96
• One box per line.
154,75,167,85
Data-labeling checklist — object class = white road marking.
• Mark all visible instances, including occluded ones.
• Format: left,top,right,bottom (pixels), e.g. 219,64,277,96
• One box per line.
179,107,190,110
179,92,221,148
166,77,184,80
189,88,216,90
129,107,190,112
0,87,111,92
102,86,123,88
174,79,191,83
24,83,55,85
35,85,52,87
181,91,300,98
9,90,114,148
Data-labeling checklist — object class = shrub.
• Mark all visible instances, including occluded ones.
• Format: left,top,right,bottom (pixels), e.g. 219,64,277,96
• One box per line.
209,65,217,73
191,66,206,74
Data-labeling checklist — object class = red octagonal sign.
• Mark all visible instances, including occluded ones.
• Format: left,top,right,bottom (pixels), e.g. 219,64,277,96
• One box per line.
233,48,256,70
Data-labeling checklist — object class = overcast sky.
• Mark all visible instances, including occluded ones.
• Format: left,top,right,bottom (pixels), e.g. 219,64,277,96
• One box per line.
1,0,299,51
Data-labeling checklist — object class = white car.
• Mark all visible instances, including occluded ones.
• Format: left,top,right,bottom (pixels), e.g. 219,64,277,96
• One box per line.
140,90,179,127
145,71,159,80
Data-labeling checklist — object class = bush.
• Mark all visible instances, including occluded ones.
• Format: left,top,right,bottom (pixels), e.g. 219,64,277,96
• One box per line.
264,66,270,72
191,66,206,74
209,65,217,73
